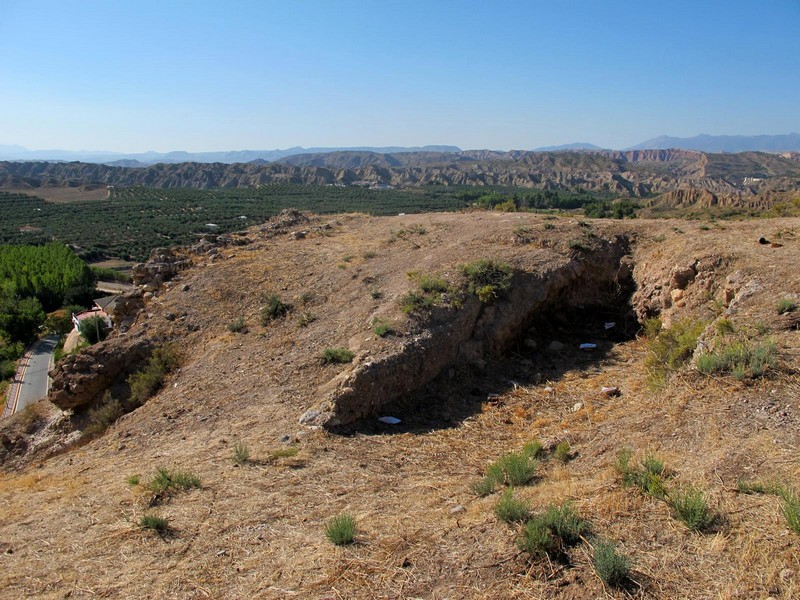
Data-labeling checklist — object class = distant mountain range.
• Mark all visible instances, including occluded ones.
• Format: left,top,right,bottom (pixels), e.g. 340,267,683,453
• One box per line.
626,133,800,153
0,145,462,166
1,134,800,165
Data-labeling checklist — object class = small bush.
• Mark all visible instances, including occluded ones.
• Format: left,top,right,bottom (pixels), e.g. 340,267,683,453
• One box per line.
715,318,735,335
495,451,538,486
370,290,383,300
554,441,572,464
296,312,316,327
126,474,141,486
227,316,246,333
568,239,589,252
543,222,555,230
696,339,777,379
79,315,110,344
86,392,123,435
325,512,356,546
642,317,662,339
140,514,169,532
522,440,544,459
128,345,180,407
260,293,289,324
372,318,393,337
232,441,250,465
460,259,513,303
363,251,377,259
494,489,531,523
616,449,668,500
322,347,355,364
148,466,201,496
737,479,783,495
518,518,559,558
518,502,590,558
777,298,797,315
472,476,496,497
669,485,714,532
593,539,631,587
645,318,705,385
268,446,299,461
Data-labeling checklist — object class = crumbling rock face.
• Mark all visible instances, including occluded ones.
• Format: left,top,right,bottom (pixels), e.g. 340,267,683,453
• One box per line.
131,247,192,291
110,288,145,333
631,254,727,322
48,334,153,410
304,236,633,428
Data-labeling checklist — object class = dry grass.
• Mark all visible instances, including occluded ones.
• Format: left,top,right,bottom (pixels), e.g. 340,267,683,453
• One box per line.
1,213,799,598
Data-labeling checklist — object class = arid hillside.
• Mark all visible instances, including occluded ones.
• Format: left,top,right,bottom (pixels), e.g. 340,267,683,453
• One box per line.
1,211,799,599
2,148,800,208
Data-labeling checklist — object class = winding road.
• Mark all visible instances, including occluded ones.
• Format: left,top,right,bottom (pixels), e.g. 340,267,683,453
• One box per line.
2,335,59,418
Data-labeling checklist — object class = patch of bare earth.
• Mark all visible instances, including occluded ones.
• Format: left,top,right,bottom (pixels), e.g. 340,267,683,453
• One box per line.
1,212,798,599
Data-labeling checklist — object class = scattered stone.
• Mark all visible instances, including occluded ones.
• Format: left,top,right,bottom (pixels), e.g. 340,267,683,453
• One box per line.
181,284,190,292
524,338,538,349
572,402,584,413
601,386,621,397
290,231,307,240
279,434,293,444
548,340,565,352
299,409,321,425
164,312,176,321
450,505,466,515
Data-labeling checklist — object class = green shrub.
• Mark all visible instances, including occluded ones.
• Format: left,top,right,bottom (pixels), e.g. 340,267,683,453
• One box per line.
645,318,705,385
325,512,356,545
669,485,714,532
139,514,169,532
370,290,383,300
227,316,246,333
490,450,538,487
642,317,662,339
568,239,589,252
472,476,496,497
777,298,797,315
128,345,180,407
85,392,123,435
372,318,393,337
554,441,572,464
616,449,668,500
268,446,299,461
233,441,250,465
126,474,141,486
296,312,316,328
736,479,783,495
418,274,450,294
593,539,631,587
147,466,201,496
522,440,544,459
517,518,559,558
494,489,532,523
79,315,110,344
715,318,735,335
460,259,513,303
543,222,555,230
518,502,590,558
696,339,777,379
260,293,289,324
322,347,355,364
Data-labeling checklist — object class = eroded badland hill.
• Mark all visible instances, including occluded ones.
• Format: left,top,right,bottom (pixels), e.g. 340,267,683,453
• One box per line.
1,211,799,599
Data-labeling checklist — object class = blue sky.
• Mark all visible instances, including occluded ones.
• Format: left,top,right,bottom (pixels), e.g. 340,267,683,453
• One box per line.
1,0,798,152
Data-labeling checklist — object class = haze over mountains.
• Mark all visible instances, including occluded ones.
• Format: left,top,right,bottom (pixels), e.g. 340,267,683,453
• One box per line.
2,134,800,166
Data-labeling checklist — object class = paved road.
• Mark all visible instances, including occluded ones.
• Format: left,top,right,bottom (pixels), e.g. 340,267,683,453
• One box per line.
3,335,60,416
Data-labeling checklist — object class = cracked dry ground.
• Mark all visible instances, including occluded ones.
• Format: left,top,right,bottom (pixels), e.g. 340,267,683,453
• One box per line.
1,212,799,599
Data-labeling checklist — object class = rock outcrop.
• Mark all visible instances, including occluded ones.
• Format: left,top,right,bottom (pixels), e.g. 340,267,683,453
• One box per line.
48,334,154,410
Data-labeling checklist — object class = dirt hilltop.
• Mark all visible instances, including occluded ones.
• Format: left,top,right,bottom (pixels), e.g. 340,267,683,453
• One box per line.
1,210,799,599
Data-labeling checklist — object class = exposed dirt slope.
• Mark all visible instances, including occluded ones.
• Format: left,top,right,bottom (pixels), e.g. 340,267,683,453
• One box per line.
1,212,798,599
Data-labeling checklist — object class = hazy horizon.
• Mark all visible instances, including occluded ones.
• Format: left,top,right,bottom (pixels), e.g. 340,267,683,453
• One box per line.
2,0,798,153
